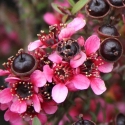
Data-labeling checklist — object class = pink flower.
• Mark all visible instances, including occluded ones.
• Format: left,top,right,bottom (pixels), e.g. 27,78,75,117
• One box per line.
33,48,53,70
59,17,86,40
0,70,46,113
4,109,23,124
4,108,47,125
28,25,59,51
28,17,86,51
43,0,69,25
0,102,11,111
77,35,114,95
28,40,43,51
43,52,90,103
0,69,10,76
43,12,60,25
58,115,70,125
69,98,84,121
40,101,58,114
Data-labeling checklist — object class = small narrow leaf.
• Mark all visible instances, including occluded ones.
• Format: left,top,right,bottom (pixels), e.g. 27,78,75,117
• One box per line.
62,15,68,23
51,3,64,14
71,0,88,15
68,0,75,6
102,73,112,81
32,116,41,125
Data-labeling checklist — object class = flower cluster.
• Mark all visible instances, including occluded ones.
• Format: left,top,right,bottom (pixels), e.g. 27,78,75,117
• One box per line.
0,17,121,124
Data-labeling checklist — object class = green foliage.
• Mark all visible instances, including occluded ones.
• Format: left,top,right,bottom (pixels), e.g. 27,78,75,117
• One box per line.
37,3,48,11
71,0,88,15
51,3,64,14
90,111,97,122
68,0,75,6
32,117,41,125
103,73,112,81
62,15,68,23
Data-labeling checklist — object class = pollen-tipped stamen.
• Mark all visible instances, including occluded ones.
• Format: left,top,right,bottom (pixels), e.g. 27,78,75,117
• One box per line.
11,81,34,101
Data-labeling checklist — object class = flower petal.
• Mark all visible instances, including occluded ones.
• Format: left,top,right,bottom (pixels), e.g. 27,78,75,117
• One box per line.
98,61,114,73
90,78,106,95
42,102,57,114
28,40,42,51
43,12,59,25
66,82,78,91
43,65,53,82
85,35,100,55
70,52,86,68
37,113,47,124
10,100,27,113
4,109,21,123
0,88,13,104
32,94,41,113
58,27,75,40
4,109,11,121
71,74,90,90
0,69,10,76
48,51,62,63
31,70,46,87
67,17,86,31
52,84,68,103
0,104,9,111
5,77,20,83
77,36,85,46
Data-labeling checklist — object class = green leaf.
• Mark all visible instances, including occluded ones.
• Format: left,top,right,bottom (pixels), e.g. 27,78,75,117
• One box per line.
103,73,112,81
51,3,64,15
68,0,75,6
90,111,97,122
62,15,68,23
71,0,88,15
32,117,41,125
37,3,47,11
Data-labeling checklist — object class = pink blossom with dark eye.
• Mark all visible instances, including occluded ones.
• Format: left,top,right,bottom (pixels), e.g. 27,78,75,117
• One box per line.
42,52,90,103
77,35,114,95
0,70,46,114
4,108,47,125
28,17,86,51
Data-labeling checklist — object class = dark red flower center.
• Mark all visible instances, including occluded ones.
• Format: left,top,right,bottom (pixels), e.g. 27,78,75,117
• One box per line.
34,49,53,69
40,81,55,100
79,54,103,78
38,25,59,47
12,81,33,100
53,63,73,83
82,60,94,73
39,55,53,69
21,106,37,119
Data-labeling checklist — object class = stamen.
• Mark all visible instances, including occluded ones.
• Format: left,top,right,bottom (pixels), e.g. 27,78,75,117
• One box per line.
40,82,55,100
53,63,73,83
12,81,34,100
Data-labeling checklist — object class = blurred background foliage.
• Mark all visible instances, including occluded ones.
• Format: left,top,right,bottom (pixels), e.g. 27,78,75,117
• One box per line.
0,1,54,124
